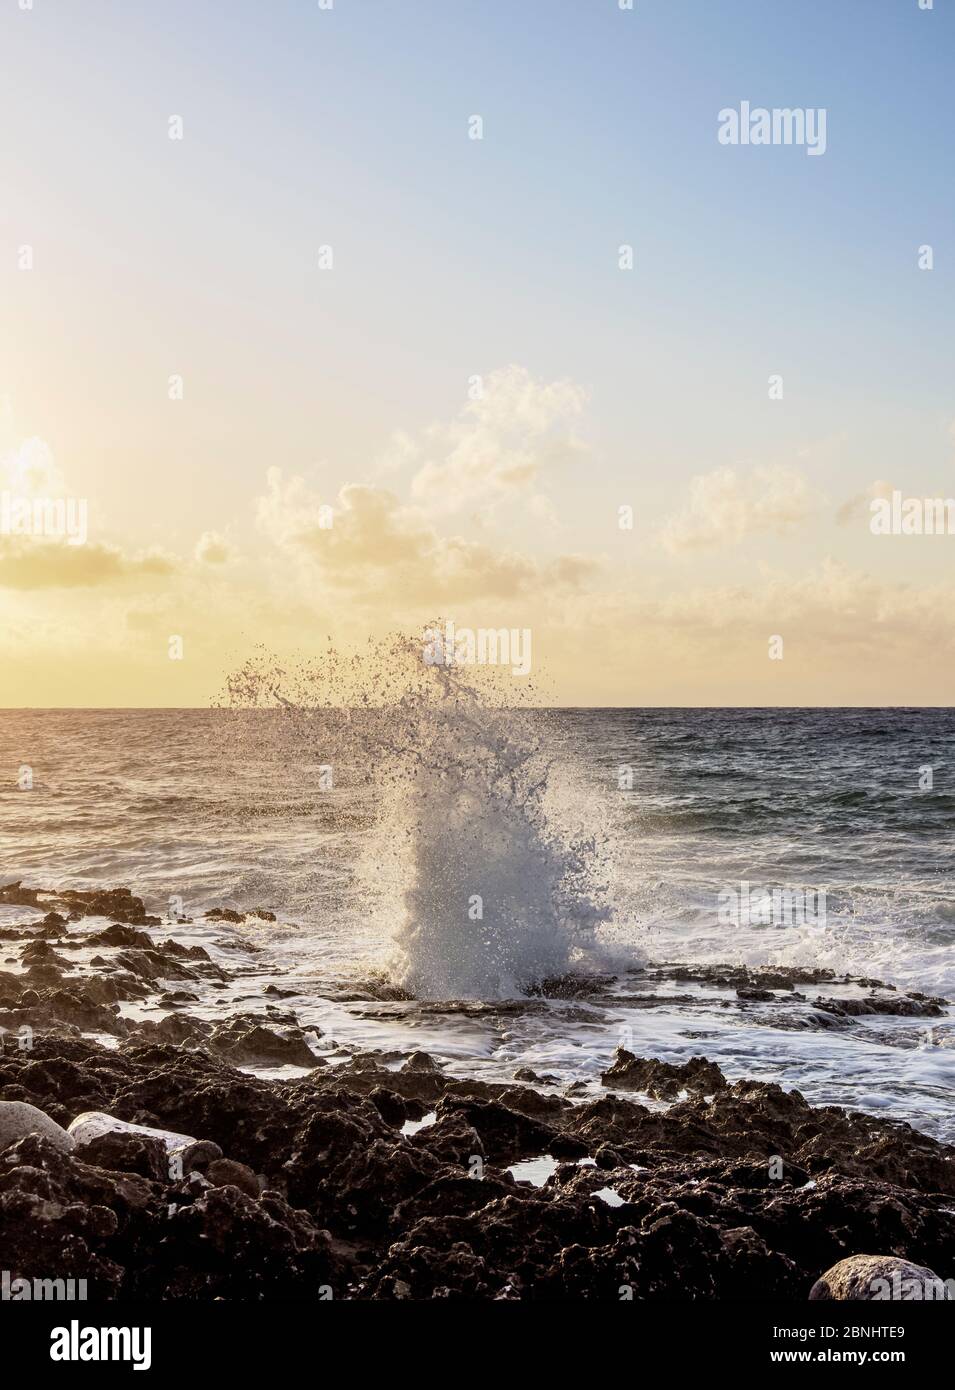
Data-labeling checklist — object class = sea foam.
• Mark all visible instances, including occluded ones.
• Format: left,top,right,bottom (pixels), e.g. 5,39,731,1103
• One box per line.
223,635,614,1000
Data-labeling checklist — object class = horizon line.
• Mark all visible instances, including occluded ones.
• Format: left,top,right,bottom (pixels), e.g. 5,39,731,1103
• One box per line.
1,705,951,714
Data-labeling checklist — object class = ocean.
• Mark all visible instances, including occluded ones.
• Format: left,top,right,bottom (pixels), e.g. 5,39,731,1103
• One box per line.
1,706,953,1138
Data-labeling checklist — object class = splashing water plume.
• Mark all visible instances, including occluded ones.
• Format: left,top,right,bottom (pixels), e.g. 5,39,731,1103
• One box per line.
222,635,612,999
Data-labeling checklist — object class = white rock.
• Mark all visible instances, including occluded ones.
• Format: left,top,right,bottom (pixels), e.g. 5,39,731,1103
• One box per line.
0,1100,74,1154
67,1112,221,1167
809,1255,954,1301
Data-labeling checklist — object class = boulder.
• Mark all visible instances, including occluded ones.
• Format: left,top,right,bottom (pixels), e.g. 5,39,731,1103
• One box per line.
809,1255,954,1301
0,1100,75,1154
67,1112,222,1172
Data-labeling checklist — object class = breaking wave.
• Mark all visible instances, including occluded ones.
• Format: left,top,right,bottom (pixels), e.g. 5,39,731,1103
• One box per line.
221,635,617,999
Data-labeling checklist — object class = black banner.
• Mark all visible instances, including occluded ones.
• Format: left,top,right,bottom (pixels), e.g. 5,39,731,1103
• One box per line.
3,1300,951,1373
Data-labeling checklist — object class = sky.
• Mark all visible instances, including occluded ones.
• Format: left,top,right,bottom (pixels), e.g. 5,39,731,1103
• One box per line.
1,0,954,706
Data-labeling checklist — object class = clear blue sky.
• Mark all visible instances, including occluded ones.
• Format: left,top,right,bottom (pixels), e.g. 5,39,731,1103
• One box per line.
2,1,954,704
4,1,952,508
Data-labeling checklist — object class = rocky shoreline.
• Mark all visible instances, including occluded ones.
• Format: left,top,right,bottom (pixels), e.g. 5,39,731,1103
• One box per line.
1,882,953,1300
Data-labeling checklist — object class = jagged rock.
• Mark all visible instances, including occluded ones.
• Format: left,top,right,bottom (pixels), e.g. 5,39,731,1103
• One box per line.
157,941,212,962
86,925,156,949
0,1030,951,1301
513,1067,559,1084
73,1129,171,1183
428,1095,581,1165
0,885,159,927
1,880,953,1304
338,1051,399,1074
0,1133,344,1300
207,1015,319,1068
601,1050,728,1098
206,1158,262,1199
499,1086,573,1122
22,963,67,987
400,1051,442,1073
661,963,838,989
134,1013,211,1045
814,994,945,1019
112,949,197,984
366,1087,415,1127
411,1111,484,1166
2,987,131,1037
20,941,71,967
0,882,41,907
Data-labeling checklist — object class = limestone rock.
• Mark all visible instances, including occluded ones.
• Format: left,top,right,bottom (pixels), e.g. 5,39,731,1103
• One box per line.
809,1255,953,1301
0,1100,75,1154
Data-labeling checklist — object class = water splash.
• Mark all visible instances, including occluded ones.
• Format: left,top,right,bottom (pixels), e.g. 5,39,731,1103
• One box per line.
221,634,612,999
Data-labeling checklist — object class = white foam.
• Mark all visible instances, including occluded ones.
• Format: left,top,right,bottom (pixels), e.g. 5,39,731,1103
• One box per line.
227,639,616,1001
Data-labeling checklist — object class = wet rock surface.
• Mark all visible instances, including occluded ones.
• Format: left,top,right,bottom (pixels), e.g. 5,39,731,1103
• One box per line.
206,1014,320,1068
813,993,946,1019
0,882,161,927
2,1026,953,1300
0,885,953,1300
600,1049,728,1098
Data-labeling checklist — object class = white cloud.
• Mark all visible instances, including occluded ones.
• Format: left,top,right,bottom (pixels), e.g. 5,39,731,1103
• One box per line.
372,429,421,478
0,537,176,589
410,365,589,515
254,468,597,604
1,437,67,497
835,479,894,526
195,530,237,565
659,465,813,554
